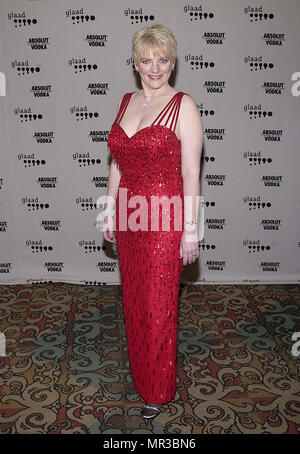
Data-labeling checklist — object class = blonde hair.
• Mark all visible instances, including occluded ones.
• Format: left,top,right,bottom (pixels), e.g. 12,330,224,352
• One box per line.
132,24,177,65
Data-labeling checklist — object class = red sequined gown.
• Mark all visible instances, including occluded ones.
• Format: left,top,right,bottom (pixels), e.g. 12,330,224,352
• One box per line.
107,91,185,404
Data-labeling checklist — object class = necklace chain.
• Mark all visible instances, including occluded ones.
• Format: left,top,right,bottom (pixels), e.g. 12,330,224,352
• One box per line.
140,85,169,108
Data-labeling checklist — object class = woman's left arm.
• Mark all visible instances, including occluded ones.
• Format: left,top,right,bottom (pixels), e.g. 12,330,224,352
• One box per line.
179,94,204,264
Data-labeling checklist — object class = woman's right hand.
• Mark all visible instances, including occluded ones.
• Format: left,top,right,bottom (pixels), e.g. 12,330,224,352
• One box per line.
102,215,116,243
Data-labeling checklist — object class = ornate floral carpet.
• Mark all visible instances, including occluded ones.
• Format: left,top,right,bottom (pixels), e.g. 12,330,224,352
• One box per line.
0,283,299,434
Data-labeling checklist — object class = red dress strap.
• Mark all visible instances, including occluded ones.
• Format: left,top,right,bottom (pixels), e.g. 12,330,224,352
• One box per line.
152,91,185,132
114,92,134,125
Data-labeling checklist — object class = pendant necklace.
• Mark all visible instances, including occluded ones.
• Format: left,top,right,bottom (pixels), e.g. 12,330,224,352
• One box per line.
142,96,150,108
140,85,169,108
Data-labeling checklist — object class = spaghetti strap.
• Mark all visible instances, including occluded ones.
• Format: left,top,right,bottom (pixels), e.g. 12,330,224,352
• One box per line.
114,92,134,125
113,91,184,133
152,91,184,132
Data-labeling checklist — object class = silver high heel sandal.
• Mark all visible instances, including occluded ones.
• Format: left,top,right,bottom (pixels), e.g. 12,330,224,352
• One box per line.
141,402,162,419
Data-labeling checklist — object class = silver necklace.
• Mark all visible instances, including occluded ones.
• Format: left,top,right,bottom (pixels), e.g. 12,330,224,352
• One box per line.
142,95,150,108
140,86,169,108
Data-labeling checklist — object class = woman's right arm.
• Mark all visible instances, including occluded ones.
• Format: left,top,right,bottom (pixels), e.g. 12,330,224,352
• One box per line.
105,96,122,209
103,96,123,242
105,159,121,209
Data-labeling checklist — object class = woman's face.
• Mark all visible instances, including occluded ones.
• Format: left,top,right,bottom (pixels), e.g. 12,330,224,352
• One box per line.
135,46,174,91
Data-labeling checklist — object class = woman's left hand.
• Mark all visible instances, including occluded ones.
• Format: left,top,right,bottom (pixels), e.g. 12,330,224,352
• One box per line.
179,231,199,265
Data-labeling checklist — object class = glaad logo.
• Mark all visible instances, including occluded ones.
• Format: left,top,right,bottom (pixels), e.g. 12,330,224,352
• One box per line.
79,239,103,253
185,54,214,70
14,107,43,122
243,150,272,166
72,151,101,167
244,56,274,71
25,239,53,253
11,60,41,76
18,153,46,167
68,57,98,74
65,8,96,24
242,239,271,252
70,105,99,121
124,8,154,24
22,197,50,211
243,195,271,210
76,196,99,211
8,11,37,27
197,103,214,117
244,6,274,22
244,104,272,119
183,5,214,21
292,333,300,357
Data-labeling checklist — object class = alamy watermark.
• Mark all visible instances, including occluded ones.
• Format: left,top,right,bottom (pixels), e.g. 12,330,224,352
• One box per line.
0,72,6,96
291,72,300,97
0,331,6,356
291,332,300,357
95,192,201,241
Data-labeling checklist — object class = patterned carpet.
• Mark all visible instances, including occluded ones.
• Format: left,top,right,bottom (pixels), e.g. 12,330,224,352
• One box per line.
0,283,299,434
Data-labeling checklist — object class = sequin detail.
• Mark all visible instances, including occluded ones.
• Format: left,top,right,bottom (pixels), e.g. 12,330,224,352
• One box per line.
107,91,185,404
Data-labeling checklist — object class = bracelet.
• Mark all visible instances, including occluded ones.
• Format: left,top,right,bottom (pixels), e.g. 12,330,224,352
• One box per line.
184,220,197,225
101,209,115,217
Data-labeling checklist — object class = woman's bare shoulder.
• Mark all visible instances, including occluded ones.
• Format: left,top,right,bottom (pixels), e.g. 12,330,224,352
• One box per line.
181,91,197,106
116,91,135,110
179,92,199,118
178,91,203,140
117,92,127,110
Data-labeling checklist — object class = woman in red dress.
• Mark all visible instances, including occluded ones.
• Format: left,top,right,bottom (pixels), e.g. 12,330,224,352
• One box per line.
102,24,203,419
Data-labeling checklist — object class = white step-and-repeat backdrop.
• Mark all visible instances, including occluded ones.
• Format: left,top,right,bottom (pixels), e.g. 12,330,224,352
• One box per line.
0,0,299,285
